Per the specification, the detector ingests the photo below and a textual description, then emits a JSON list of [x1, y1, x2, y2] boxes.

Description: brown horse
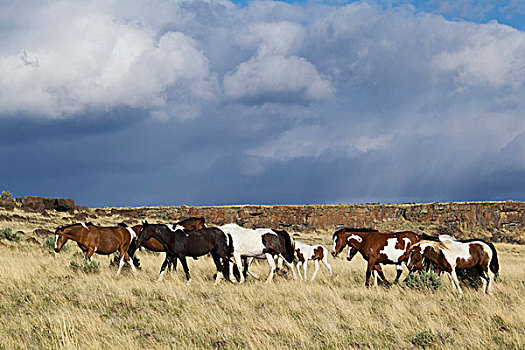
[[54, 222, 137, 275], [127, 217, 206, 271], [331, 228, 422, 286]]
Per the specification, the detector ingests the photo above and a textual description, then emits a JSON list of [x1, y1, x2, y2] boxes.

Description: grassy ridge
[[0, 240, 523, 349]]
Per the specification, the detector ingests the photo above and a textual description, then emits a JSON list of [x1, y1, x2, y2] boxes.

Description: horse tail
[[486, 241, 499, 277]]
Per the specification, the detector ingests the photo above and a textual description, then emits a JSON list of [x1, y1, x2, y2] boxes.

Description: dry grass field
[[0, 239, 523, 349], [0, 207, 524, 349]]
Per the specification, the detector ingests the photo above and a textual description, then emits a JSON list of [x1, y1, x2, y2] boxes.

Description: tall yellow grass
[[0, 238, 523, 349]]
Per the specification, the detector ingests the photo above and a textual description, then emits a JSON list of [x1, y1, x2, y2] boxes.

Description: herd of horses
[[53, 217, 500, 294]]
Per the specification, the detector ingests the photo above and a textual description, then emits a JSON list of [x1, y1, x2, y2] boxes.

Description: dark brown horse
[[54, 222, 137, 275], [127, 217, 206, 270], [331, 228, 422, 286], [136, 221, 231, 284]]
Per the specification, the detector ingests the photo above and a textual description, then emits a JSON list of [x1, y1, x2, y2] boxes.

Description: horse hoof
[[186, 279, 192, 285]]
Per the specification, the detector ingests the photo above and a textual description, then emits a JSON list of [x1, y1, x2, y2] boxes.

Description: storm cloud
[[1, 0, 524, 207]]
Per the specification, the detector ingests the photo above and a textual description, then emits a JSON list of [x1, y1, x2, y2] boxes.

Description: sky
[[1, 0, 525, 207]]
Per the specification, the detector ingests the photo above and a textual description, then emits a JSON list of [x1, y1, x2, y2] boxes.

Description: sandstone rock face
[[104, 202, 525, 244], [17, 196, 46, 212], [0, 199, 15, 211], [15, 196, 75, 212]]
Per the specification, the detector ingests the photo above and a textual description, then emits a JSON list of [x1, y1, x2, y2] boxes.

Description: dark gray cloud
[[1, 0, 525, 207]]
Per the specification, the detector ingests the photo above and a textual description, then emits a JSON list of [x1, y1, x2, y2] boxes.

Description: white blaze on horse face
[[174, 225, 185, 231], [125, 227, 136, 240], [380, 237, 411, 263], [54, 234, 59, 249], [332, 237, 338, 253], [81, 222, 89, 229]]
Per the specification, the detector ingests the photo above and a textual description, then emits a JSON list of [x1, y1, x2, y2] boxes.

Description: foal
[[294, 240, 332, 281], [135, 222, 230, 284]]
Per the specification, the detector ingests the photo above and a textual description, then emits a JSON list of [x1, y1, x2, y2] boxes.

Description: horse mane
[[421, 233, 440, 241], [176, 217, 205, 224], [117, 222, 128, 227], [332, 227, 378, 239], [59, 222, 92, 230], [345, 228, 379, 233]]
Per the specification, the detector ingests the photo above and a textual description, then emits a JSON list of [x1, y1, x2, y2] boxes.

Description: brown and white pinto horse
[[294, 240, 332, 281], [127, 217, 206, 269], [407, 235, 499, 294], [54, 222, 137, 275], [331, 228, 421, 286]]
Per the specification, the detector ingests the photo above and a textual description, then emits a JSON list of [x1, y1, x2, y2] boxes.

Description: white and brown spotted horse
[[331, 228, 422, 286], [294, 240, 332, 281], [407, 235, 499, 294], [219, 224, 297, 283], [54, 222, 137, 275]]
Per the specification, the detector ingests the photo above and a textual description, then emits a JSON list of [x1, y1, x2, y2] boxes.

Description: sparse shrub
[[411, 331, 436, 348], [402, 271, 442, 291], [1, 191, 13, 200], [69, 252, 100, 274], [0, 227, 21, 242], [43, 235, 69, 253], [155, 212, 169, 220]]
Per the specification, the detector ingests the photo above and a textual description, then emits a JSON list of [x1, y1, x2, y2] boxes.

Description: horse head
[[53, 226, 69, 253], [331, 229, 348, 257], [274, 229, 295, 263], [406, 244, 425, 272]]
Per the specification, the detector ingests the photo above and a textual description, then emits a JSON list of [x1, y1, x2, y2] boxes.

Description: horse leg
[[296, 261, 303, 280], [179, 256, 191, 284], [276, 256, 284, 272], [322, 255, 333, 278], [158, 256, 171, 281], [127, 239, 140, 268], [116, 253, 126, 275], [280, 257, 297, 280], [303, 259, 308, 280], [85, 247, 96, 262], [365, 260, 375, 287], [264, 253, 277, 283], [450, 269, 463, 294], [233, 253, 245, 283], [393, 264, 403, 284], [311, 260, 320, 281], [487, 269, 495, 295], [211, 253, 224, 285], [242, 257, 249, 279], [246, 257, 260, 279], [124, 250, 137, 276], [373, 264, 390, 286]]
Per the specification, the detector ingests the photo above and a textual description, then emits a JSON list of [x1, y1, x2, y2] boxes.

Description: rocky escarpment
[[0, 197, 524, 244], [104, 201, 525, 244]]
